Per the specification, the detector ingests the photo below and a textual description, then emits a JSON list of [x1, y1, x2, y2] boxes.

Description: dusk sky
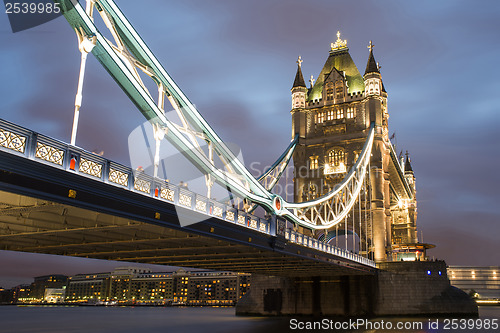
[[1, 0, 499, 288]]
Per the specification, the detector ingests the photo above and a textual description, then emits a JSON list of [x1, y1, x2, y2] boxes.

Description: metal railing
[[0, 118, 375, 268]]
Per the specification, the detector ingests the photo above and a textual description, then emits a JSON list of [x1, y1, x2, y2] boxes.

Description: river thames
[[0, 305, 498, 333]]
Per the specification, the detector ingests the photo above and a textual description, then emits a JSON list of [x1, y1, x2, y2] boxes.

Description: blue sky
[[1, 0, 500, 287]]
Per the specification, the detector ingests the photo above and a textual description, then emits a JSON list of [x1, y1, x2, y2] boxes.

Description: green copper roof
[[307, 49, 364, 101]]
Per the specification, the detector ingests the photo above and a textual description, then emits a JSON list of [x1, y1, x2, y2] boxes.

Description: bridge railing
[[285, 229, 375, 267], [0, 118, 375, 268]]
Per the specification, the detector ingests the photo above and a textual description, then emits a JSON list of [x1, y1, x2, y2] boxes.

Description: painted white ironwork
[[212, 206, 223, 218], [179, 193, 192, 207], [160, 187, 175, 202], [225, 211, 235, 222], [0, 118, 375, 267], [282, 124, 374, 229], [109, 168, 129, 186], [54, 1, 378, 245], [35, 142, 64, 165], [0, 128, 26, 153], [79, 157, 103, 178], [134, 178, 151, 194]]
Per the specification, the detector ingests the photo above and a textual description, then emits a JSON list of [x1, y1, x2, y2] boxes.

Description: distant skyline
[[1, 1, 500, 287]]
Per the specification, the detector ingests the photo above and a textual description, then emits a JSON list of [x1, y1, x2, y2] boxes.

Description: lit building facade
[[291, 32, 419, 262], [65, 272, 112, 303], [448, 266, 500, 304], [44, 288, 66, 303], [29, 275, 68, 301], [64, 267, 250, 305]]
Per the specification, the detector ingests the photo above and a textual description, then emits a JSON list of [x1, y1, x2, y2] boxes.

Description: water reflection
[[1, 306, 497, 333]]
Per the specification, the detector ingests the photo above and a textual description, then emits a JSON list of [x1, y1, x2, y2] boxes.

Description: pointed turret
[[292, 56, 306, 88], [291, 56, 308, 110], [404, 151, 416, 195], [363, 40, 384, 97], [404, 151, 413, 173], [365, 41, 380, 75], [291, 56, 308, 139]]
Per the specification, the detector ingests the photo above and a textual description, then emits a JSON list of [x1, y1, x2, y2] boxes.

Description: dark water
[[0, 306, 498, 333]]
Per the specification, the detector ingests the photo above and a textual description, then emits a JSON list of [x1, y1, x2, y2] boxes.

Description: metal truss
[[281, 124, 374, 229], [55, 0, 374, 231]]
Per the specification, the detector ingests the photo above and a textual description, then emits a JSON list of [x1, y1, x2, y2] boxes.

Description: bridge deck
[[0, 119, 375, 276]]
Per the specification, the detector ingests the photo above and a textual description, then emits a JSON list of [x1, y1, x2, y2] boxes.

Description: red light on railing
[[69, 158, 76, 170]]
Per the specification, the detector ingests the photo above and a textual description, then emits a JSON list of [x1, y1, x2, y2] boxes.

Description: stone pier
[[236, 261, 477, 316]]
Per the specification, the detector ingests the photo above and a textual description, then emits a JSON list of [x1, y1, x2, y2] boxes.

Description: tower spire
[[292, 56, 306, 88], [365, 40, 379, 75], [404, 150, 413, 173]]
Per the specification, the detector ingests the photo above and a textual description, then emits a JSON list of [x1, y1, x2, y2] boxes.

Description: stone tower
[[291, 33, 417, 262]]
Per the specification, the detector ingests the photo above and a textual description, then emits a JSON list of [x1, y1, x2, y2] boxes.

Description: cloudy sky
[[1, 0, 500, 287]]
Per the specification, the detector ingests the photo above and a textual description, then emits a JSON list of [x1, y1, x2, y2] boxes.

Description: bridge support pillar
[[236, 261, 477, 317]]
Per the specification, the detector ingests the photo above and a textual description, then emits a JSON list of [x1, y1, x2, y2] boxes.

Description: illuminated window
[[309, 156, 318, 170], [335, 81, 344, 99], [336, 108, 344, 119], [326, 109, 334, 121], [317, 112, 324, 123], [367, 79, 380, 95], [346, 107, 354, 119], [325, 82, 334, 101], [328, 149, 344, 166]]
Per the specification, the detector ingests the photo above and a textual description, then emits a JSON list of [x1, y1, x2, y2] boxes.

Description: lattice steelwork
[[0, 128, 26, 153], [225, 211, 235, 222], [258, 135, 298, 190], [179, 193, 192, 208], [0, 119, 375, 267], [55, 0, 376, 233], [283, 124, 374, 229], [109, 168, 129, 186], [160, 187, 175, 202], [195, 199, 206, 212], [35, 142, 64, 165], [134, 178, 151, 194], [79, 158, 103, 178], [213, 206, 223, 218]]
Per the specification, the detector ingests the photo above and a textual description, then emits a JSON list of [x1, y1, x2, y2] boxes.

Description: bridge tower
[[291, 33, 416, 262]]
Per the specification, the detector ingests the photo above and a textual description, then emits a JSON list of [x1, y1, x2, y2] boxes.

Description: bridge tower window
[[328, 149, 344, 166], [324, 148, 346, 175], [335, 80, 344, 99], [346, 107, 354, 119], [309, 156, 318, 170], [326, 109, 334, 121], [325, 82, 334, 101], [336, 108, 344, 119], [317, 112, 324, 123]]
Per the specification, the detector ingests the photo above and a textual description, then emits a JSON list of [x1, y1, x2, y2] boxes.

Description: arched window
[[326, 109, 334, 121], [335, 80, 344, 99], [309, 156, 318, 170], [327, 149, 344, 166], [346, 107, 355, 119], [336, 108, 344, 119], [325, 82, 334, 101], [317, 112, 324, 123], [325, 148, 346, 175]]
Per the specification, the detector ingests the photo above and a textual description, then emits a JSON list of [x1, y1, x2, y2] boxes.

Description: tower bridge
[[0, 0, 476, 317], [0, 117, 374, 276]]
